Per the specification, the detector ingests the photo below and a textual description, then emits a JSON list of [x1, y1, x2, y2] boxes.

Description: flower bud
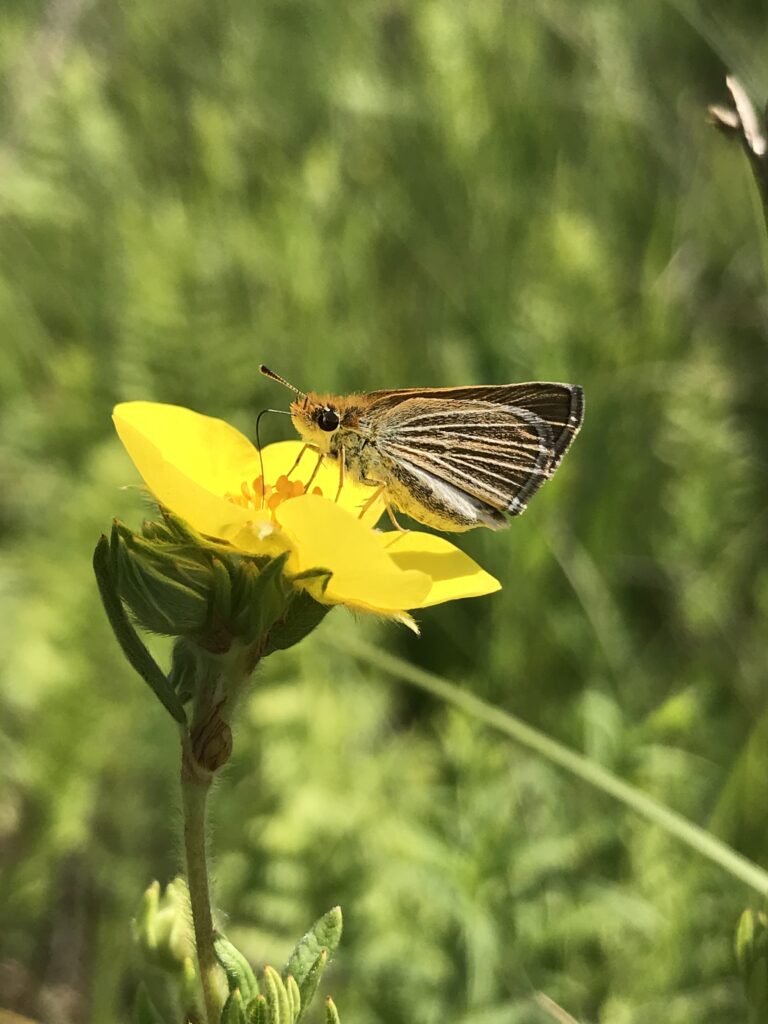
[[134, 879, 195, 974], [736, 908, 768, 1013], [96, 513, 340, 737], [112, 521, 211, 636], [191, 704, 233, 772]]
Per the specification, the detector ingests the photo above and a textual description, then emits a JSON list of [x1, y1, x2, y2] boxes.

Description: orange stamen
[[223, 471, 323, 517]]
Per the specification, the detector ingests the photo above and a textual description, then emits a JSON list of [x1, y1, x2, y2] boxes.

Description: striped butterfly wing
[[368, 384, 584, 516]]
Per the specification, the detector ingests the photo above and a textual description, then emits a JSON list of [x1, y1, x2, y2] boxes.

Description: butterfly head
[[290, 394, 344, 453]]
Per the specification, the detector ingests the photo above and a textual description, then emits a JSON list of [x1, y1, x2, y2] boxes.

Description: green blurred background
[[2, 1, 768, 1021]]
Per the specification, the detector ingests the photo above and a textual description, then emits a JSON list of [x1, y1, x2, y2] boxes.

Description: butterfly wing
[[368, 384, 583, 517]]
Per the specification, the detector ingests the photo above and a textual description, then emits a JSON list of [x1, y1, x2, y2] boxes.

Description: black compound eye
[[317, 406, 340, 432]]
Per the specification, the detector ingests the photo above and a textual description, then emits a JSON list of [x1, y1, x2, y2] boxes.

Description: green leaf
[[282, 908, 342, 1020], [134, 880, 160, 953], [134, 983, 169, 1024], [283, 907, 342, 987], [220, 990, 248, 1024], [93, 534, 187, 724], [179, 956, 200, 1020], [737, 909, 758, 974], [736, 909, 768, 1015], [294, 949, 327, 1020], [213, 933, 259, 1002], [285, 975, 301, 1022], [263, 966, 290, 1023], [263, 590, 333, 656], [324, 997, 340, 1024]]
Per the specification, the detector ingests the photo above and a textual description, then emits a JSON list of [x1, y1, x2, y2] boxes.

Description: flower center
[[224, 474, 323, 514]]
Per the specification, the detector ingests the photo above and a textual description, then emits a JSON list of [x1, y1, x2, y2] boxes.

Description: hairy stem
[[181, 737, 224, 1024]]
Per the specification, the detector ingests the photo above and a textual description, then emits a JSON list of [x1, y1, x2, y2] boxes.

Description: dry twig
[[709, 75, 768, 232]]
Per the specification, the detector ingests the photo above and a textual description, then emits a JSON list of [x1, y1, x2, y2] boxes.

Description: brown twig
[[534, 991, 583, 1024], [709, 75, 768, 234]]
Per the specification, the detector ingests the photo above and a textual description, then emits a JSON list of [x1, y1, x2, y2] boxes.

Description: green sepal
[[289, 568, 333, 587], [168, 638, 199, 703], [246, 994, 269, 1024], [213, 933, 260, 1002], [153, 509, 206, 545], [324, 997, 340, 1024], [231, 552, 290, 641], [134, 983, 169, 1024], [93, 535, 187, 725], [211, 556, 234, 626], [263, 588, 333, 657], [140, 516, 177, 544], [148, 508, 235, 553], [285, 975, 301, 1021], [112, 521, 211, 635], [99, 504, 337, 716], [283, 906, 342, 987], [220, 989, 248, 1024]]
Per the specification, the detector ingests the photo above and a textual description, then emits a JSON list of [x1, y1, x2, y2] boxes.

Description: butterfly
[[260, 366, 584, 532]]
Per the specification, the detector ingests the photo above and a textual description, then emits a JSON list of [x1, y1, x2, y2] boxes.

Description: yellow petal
[[276, 494, 432, 611], [114, 402, 385, 531], [114, 401, 261, 492], [113, 401, 271, 544], [379, 531, 501, 607]]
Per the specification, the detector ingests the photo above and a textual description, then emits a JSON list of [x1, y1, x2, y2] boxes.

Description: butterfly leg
[[356, 488, 408, 532], [334, 447, 345, 502], [357, 484, 385, 519], [285, 444, 310, 478], [385, 504, 409, 533], [304, 451, 325, 491]]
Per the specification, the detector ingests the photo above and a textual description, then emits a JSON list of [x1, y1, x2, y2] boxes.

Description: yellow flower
[[112, 401, 500, 621]]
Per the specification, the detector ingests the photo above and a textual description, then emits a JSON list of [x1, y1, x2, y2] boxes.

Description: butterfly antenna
[[259, 365, 307, 400], [255, 407, 293, 508]]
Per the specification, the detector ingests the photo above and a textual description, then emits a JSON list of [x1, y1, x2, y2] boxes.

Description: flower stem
[[181, 736, 224, 1024]]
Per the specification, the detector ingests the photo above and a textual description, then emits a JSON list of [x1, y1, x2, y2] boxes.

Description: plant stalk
[[333, 634, 768, 897], [181, 736, 224, 1024]]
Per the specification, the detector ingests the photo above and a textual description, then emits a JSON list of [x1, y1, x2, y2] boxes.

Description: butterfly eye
[[317, 406, 340, 432]]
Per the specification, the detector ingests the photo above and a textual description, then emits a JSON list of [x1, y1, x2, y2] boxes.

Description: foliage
[[1, 1, 768, 1022]]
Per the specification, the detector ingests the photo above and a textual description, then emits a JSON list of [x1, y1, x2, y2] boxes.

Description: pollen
[[224, 474, 323, 515]]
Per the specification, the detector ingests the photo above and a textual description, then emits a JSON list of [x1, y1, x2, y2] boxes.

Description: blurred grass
[[2, 1, 768, 1022]]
